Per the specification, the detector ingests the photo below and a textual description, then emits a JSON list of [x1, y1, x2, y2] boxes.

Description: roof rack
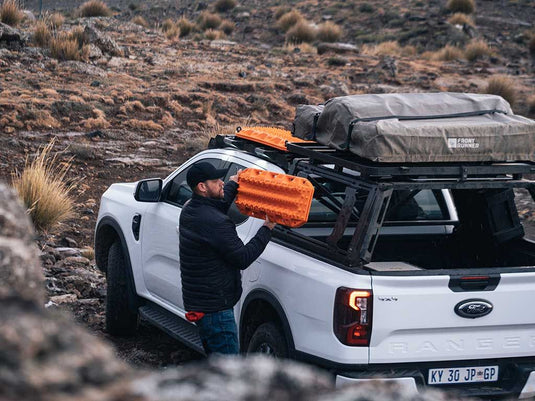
[[286, 142, 535, 181], [209, 134, 535, 182]]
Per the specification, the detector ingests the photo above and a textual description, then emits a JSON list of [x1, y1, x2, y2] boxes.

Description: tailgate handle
[[448, 275, 500, 292]]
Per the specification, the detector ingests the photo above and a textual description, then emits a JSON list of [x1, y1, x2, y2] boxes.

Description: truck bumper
[[334, 362, 535, 400]]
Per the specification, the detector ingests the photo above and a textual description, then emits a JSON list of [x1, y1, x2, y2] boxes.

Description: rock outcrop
[[0, 182, 132, 401], [0, 181, 473, 401]]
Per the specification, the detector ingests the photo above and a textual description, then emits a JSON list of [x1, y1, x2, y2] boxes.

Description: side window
[[163, 158, 221, 207], [224, 163, 249, 225], [385, 190, 448, 221]]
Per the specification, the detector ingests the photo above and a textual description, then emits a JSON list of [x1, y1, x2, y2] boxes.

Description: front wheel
[[247, 322, 289, 358], [105, 241, 138, 336]]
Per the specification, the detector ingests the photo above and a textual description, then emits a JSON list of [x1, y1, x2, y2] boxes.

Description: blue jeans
[[196, 309, 239, 355]]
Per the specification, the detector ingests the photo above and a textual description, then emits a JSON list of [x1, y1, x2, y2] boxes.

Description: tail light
[[333, 287, 373, 346]]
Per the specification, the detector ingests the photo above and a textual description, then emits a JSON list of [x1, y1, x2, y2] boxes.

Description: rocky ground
[[0, 0, 534, 370]]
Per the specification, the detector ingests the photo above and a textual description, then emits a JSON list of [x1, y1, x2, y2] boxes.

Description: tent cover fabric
[[292, 92, 535, 163]]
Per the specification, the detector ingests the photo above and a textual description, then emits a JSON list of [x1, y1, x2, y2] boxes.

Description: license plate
[[428, 365, 499, 385]]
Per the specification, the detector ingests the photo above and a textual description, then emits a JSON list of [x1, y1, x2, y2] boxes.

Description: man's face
[[203, 178, 224, 199]]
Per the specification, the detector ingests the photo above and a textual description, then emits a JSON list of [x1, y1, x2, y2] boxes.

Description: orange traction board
[[236, 168, 314, 228], [235, 126, 314, 151]]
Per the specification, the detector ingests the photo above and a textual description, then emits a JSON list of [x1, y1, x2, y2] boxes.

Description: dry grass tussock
[[49, 12, 65, 29], [78, 0, 112, 18], [214, 0, 237, 12], [12, 140, 75, 231], [276, 10, 304, 32], [205, 29, 225, 40], [362, 41, 415, 57], [132, 15, 148, 28], [198, 11, 221, 30], [447, 12, 474, 27], [178, 16, 195, 37], [432, 45, 463, 61], [165, 24, 180, 39], [464, 39, 492, 62], [33, 21, 51, 47], [220, 20, 235, 35], [317, 21, 342, 43], [446, 0, 475, 14], [49, 32, 89, 61], [0, 0, 24, 27], [484, 75, 517, 107], [162, 18, 175, 32], [286, 21, 316, 44], [283, 41, 316, 54]]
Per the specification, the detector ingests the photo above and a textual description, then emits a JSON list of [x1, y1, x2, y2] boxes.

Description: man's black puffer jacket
[[179, 181, 272, 313]]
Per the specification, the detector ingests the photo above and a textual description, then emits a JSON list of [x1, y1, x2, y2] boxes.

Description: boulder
[[317, 42, 359, 55], [83, 24, 123, 57], [0, 22, 26, 50], [0, 182, 43, 305]]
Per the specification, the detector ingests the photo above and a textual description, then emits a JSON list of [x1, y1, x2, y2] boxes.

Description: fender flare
[[95, 216, 140, 312], [240, 289, 296, 357]]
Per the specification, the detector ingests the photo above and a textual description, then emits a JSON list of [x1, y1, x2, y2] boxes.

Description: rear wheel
[[247, 322, 288, 358], [105, 241, 138, 336]]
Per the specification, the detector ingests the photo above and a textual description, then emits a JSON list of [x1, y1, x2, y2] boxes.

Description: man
[[179, 162, 275, 355]]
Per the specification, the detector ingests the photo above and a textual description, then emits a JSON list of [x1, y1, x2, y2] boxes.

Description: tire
[[105, 241, 138, 336], [247, 322, 289, 358]]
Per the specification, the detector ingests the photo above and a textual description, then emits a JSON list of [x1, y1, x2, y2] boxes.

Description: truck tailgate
[[369, 271, 535, 364]]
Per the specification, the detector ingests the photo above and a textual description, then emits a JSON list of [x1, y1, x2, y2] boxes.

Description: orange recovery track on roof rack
[[236, 168, 314, 228], [235, 126, 314, 151]]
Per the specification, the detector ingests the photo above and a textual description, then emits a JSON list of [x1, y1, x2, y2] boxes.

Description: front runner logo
[[447, 138, 480, 149]]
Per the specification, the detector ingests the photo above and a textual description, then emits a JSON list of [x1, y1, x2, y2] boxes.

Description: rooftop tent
[[294, 92, 535, 163]]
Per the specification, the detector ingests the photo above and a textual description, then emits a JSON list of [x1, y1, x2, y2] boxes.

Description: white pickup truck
[[95, 134, 535, 399]]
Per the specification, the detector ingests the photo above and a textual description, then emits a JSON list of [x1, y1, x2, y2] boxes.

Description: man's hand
[[230, 169, 243, 183], [263, 215, 276, 230]]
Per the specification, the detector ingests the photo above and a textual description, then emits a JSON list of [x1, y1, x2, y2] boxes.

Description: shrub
[[49, 33, 81, 60], [529, 35, 535, 57], [484, 75, 517, 106], [132, 15, 148, 27], [198, 11, 221, 30], [317, 21, 342, 42], [12, 140, 75, 231], [178, 16, 195, 37], [204, 29, 224, 40], [34, 21, 51, 46], [0, 0, 24, 26], [78, 0, 112, 17], [359, 3, 375, 13], [49, 12, 65, 29], [446, 0, 475, 14], [276, 10, 303, 32], [464, 39, 492, 62], [220, 20, 235, 35], [447, 12, 474, 26], [285, 21, 316, 44], [432, 44, 463, 61], [214, 0, 237, 12]]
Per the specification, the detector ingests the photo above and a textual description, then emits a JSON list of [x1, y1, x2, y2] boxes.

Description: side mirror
[[134, 178, 162, 202]]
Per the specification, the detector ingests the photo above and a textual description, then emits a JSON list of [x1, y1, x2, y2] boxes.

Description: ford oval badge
[[455, 299, 493, 319]]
